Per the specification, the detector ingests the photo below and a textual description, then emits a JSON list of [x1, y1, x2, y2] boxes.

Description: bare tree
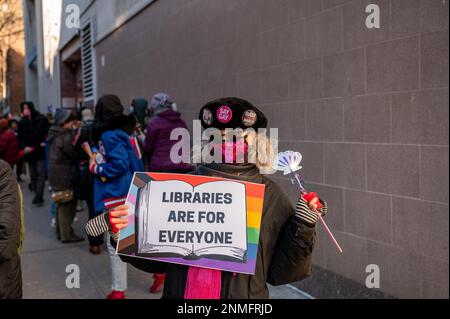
[[0, 0, 23, 111], [0, 0, 22, 38]]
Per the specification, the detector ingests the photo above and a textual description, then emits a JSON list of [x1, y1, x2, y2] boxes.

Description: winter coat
[[74, 120, 94, 199], [0, 129, 20, 166], [117, 163, 316, 299], [0, 160, 22, 299], [47, 125, 80, 191], [17, 113, 49, 162], [144, 109, 192, 172], [92, 129, 144, 212]]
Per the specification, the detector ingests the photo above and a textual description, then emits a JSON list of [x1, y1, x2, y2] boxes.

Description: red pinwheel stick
[[291, 171, 343, 254]]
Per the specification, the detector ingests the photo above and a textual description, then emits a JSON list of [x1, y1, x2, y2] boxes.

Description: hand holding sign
[[109, 205, 129, 233]]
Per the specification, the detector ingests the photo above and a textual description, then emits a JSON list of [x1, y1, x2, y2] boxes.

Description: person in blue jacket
[[90, 95, 144, 299]]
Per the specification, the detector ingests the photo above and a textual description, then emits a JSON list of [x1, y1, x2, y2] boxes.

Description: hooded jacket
[[47, 125, 80, 191], [131, 98, 149, 129], [116, 163, 316, 299], [0, 160, 22, 299], [92, 129, 144, 212], [17, 102, 49, 162], [91, 95, 144, 212], [144, 109, 192, 172]]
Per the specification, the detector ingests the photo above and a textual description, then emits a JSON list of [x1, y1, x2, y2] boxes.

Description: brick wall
[[7, 47, 25, 114], [95, 0, 449, 298], [0, 0, 25, 115]]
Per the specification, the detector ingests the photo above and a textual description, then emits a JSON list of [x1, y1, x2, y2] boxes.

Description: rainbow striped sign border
[[117, 172, 265, 275]]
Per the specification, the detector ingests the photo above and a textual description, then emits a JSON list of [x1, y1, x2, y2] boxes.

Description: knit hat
[[199, 97, 267, 130], [55, 109, 73, 125], [150, 93, 171, 110]]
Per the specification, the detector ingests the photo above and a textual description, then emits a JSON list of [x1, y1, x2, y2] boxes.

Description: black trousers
[[88, 206, 104, 246], [56, 199, 77, 241], [78, 166, 104, 246], [15, 158, 24, 179], [28, 159, 45, 200]]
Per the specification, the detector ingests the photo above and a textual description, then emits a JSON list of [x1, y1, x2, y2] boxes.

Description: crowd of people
[[1, 94, 327, 300], [0, 93, 192, 298]]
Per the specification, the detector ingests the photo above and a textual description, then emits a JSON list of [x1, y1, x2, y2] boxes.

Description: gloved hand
[[108, 205, 129, 234], [85, 206, 129, 242], [295, 192, 327, 226], [302, 192, 323, 210]]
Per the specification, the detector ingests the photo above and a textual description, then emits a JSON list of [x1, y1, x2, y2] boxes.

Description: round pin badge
[[216, 105, 233, 124], [242, 110, 257, 127], [202, 108, 213, 125]]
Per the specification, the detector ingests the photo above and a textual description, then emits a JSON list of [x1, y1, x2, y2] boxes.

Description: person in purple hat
[[144, 93, 191, 173], [143, 93, 192, 293]]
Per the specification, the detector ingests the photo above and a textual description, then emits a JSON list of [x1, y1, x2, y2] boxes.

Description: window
[[81, 21, 94, 102]]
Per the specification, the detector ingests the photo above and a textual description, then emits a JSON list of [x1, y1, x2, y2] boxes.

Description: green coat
[[0, 160, 22, 299]]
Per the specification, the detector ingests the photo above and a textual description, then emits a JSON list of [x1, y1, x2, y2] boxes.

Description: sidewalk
[[19, 179, 309, 299]]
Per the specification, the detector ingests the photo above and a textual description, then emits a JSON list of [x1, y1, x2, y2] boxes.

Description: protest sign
[[117, 172, 265, 275]]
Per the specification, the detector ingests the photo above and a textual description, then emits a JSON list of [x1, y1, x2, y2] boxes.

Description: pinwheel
[[274, 150, 343, 253], [273, 151, 306, 192]]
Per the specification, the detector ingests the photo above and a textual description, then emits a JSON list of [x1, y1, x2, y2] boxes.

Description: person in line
[[0, 160, 24, 299], [0, 119, 21, 168], [47, 109, 84, 244], [143, 92, 192, 293], [89, 95, 145, 299], [18, 102, 50, 206], [130, 98, 149, 131], [144, 93, 192, 174], [129, 98, 149, 168], [86, 97, 328, 299], [75, 108, 103, 255], [6, 117, 24, 182]]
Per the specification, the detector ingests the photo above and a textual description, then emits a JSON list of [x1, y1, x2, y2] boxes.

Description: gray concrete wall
[[95, 0, 449, 298]]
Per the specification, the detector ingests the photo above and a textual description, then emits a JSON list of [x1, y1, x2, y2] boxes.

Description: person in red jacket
[[0, 119, 22, 167]]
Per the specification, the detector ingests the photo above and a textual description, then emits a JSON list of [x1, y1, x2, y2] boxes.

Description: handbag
[[51, 190, 74, 204]]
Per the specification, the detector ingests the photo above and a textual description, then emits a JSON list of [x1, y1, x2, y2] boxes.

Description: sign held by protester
[[117, 173, 265, 275]]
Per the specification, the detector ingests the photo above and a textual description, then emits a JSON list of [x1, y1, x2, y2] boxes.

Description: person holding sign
[[87, 97, 327, 299]]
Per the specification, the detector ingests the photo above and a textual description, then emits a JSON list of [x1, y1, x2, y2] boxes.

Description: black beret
[[199, 97, 267, 130]]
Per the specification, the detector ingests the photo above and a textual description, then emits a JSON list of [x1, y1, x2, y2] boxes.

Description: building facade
[[0, 0, 25, 115], [23, 0, 449, 298]]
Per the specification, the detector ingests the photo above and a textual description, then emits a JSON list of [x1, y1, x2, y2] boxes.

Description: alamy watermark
[[65, 264, 80, 289], [65, 4, 80, 29], [365, 264, 381, 289], [366, 4, 381, 29]]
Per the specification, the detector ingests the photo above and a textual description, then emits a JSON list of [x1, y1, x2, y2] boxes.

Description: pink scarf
[[184, 267, 222, 299], [184, 141, 248, 299]]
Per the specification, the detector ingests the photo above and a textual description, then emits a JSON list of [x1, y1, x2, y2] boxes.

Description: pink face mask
[[211, 141, 249, 164]]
